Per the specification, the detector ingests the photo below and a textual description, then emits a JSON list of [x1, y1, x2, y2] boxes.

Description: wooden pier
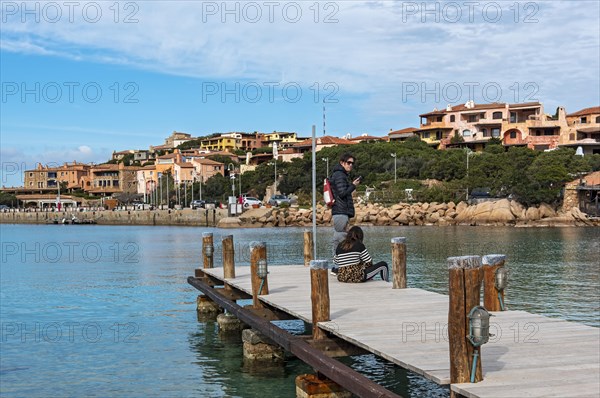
[[192, 264, 600, 398]]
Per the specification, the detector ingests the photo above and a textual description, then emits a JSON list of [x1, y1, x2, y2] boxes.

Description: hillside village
[[2, 101, 599, 210]]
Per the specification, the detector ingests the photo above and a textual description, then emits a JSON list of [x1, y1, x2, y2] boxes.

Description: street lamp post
[[322, 157, 329, 176], [238, 167, 242, 197], [465, 148, 473, 200], [274, 160, 277, 193], [159, 174, 163, 209], [391, 153, 397, 183], [228, 164, 235, 198]]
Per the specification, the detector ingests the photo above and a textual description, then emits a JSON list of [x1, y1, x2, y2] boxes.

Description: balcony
[[420, 121, 450, 129], [475, 118, 503, 125]]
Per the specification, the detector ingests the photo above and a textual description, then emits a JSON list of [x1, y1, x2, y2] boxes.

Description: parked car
[[0, 205, 10, 210], [470, 187, 492, 198], [191, 200, 206, 209], [243, 197, 263, 208], [268, 194, 291, 206]]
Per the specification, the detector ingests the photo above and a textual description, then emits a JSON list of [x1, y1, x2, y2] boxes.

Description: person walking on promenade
[[330, 152, 361, 273], [334, 226, 389, 283]]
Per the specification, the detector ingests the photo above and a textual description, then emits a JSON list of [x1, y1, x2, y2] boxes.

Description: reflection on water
[[1, 224, 598, 397]]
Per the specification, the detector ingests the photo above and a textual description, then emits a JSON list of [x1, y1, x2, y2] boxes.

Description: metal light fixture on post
[[390, 153, 397, 183], [202, 232, 214, 269], [257, 258, 268, 295], [204, 242, 214, 259], [495, 267, 509, 310], [467, 306, 493, 383]]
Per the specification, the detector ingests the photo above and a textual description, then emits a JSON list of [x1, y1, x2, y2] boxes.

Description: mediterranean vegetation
[[196, 138, 600, 207]]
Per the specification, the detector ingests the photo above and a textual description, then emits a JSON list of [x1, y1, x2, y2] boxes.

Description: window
[[436, 131, 443, 140], [510, 112, 517, 123], [569, 133, 575, 141], [580, 117, 588, 123], [492, 128, 500, 138], [596, 116, 600, 123], [493, 112, 502, 119], [482, 128, 489, 137], [450, 115, 455, 122], [510, 131, 517, 139], [468, 115, 477, 123], [422, 132, 430, 139], [436, 116, 443, 122], [29, 172, 33, 177], [29, 182, 33, 186], [463, 129, 472, 137]]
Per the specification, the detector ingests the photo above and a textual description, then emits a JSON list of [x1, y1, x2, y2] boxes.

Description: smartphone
[[356, 176, 363, 182]]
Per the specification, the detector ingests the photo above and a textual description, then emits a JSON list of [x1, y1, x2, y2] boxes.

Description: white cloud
[[1, 1, 598, 113]]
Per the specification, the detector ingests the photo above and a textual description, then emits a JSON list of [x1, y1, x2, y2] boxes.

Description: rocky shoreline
[[220, 199, 599, 228], [2, 199, 597, 228]]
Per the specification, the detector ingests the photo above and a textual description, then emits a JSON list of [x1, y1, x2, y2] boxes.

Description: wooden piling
[[202, 232, 214, 269], [303, 230, 314, 267], [391, 237, 407, 289], [310, 260, 330, 340], [250, 242, 269, 308], [448, 255, 484, 390], [222, 235, 235, 279], [483, 254, 506, 312]]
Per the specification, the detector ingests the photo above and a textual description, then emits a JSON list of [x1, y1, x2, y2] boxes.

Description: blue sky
[[1, 0, 599, 187]]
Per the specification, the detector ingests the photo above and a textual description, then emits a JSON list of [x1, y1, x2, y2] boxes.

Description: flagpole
[[311, 125, 317, 259]]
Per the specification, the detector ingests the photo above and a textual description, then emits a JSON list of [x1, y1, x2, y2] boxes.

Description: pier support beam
[[304, 230, 314, 266], [310, 260, 330, 341], [295, 374, 351, 398], [391, 237, 407, 288], [222, 235, 235, 279], [242, 329, 284, 362], [448, 255, 484, 391]]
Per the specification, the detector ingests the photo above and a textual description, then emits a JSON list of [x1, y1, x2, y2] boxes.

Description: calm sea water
[[1, 224, 598, 397]]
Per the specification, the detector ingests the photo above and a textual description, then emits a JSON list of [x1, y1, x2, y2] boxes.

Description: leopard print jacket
[[337, 261, 371, 283]]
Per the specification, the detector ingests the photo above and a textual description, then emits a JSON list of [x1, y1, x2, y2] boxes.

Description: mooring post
[[222, 235, 235, 279], [310, 260, 330, 340], [196, 232, 220, 315], [483, 254, 507, 311], [202, 232, 214, 269], [391, 237, 407, 288], [448, 255, 484, 390], [250, 242, 269, 308], [303, 230, 314, 267]]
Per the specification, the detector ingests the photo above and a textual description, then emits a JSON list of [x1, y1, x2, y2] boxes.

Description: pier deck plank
[[201, 265, 600, 398]]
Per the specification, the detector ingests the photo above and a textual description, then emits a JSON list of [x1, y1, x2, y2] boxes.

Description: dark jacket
[[330, 163, 355, 217]]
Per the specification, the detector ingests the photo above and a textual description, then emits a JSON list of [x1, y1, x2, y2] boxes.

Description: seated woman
[[334, 226, 389, 283]]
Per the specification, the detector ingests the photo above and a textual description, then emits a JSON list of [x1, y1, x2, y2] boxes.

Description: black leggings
[[364, 261, 389, 282]]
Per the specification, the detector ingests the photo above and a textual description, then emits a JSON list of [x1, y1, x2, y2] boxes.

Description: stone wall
[[0, 208, 227, 227]]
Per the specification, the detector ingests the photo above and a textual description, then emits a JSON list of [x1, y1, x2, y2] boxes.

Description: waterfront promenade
[[0, 208, 225, 226]]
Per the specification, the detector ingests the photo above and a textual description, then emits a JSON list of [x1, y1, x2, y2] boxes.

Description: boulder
[[510, 200, 526, 219], [525, 207, 540, 221], [488, 199, 516, 223], [538, 203, 557, 219]]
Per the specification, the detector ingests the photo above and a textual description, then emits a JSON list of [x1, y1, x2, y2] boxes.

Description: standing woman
[[334, 226, 389, 283]]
